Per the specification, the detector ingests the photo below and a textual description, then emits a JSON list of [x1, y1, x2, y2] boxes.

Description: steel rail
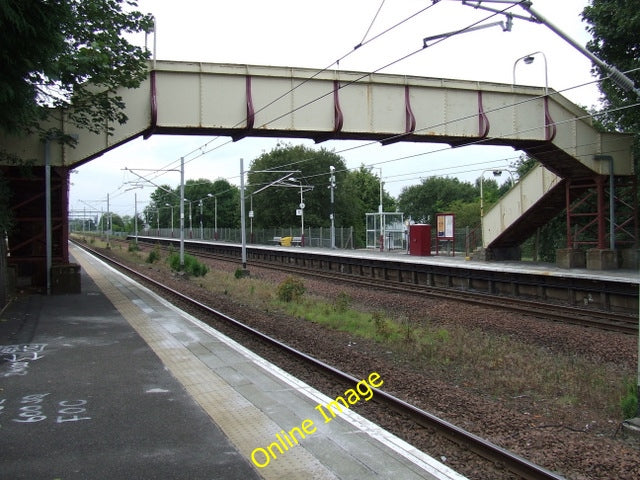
[[241, 254, 638, 334], [72, 239, 565, 480]]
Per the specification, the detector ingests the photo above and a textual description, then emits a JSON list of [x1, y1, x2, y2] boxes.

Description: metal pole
[[379, 168, 384, 251], [299, 183, 304, 244], [199, 200, 203, 239], [480, 177, 484, 220], [179, 156, 185, 267], [513, 51, 548, 95], [330, 166, 336, 249], [214, 196, 218, 239], [523, 3, 640, 98], [134, 193, 138, 244], [609, 157, 615, 251], [239, 158, 247, 270], [45, 138, 52, 295], [106, 193, 110, 248]]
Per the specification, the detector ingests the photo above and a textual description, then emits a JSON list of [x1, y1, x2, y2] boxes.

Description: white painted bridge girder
[[1, 60, 634, 178]]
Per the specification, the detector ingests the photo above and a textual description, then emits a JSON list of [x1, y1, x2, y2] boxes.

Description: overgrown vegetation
[[621, 377, 639, 419], [276, 276, 306, 302], [280, 293, 631, 418], [145, 245, 161, 264], [167, 252, 208, 277]]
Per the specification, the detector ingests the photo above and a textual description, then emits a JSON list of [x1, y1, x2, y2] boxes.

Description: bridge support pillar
[[556, 248, 586, 269], [586, 248, 618, 271], [482, 246, 521, 261], [619, 248, 639, 270], [1, 165, 71, 291]]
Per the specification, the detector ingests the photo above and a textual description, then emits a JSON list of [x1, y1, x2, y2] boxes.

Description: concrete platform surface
[[0, 243, 466, 480]]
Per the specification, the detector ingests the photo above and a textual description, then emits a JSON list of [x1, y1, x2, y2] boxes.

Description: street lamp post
[[165, 203, 174, 236], [134, 193, 138, 244], [329, 166, 336, 249], [378, 168, 384, 251], [287, 178, 307, 246], [213, 194, 218, 240], [298, 182, 305, 244], [187, 200, 192, 237], [239, 158, 248, 271], [513, 51, 548, 95], [199, 199, 204, 239], [195, 193, 214, 240]]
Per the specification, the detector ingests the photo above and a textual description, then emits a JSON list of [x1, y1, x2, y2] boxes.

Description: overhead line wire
[[356, 0, 386, 48]]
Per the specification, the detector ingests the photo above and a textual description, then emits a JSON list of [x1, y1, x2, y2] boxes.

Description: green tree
[[0, 0, 153, 139], [144, 185, 175, 230], [143, 178, 241, 234], [96, 212, 123, 232], [582, 0, 640, 134], [341, 165, 395, 247], [185, 178, 240, 231], [447, 199, 480, 230], [397, 177, 477, 226], [247, 144, 348, 229], [582, 0, 640, 242]]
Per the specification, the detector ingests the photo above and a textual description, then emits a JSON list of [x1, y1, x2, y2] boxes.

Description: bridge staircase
[[481, 155, 637, 263]]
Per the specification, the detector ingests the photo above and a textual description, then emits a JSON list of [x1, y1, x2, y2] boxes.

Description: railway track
[[71, 239, 567, 480], [137, 238, 638, 335], [227, 253, 637, 334]]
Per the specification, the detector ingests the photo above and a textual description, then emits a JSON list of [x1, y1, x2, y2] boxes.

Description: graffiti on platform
[[0, 393, 91, 424], [0, 344, 47, 377]]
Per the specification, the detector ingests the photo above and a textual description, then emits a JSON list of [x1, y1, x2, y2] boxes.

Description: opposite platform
[[0, 243, 466, 480]]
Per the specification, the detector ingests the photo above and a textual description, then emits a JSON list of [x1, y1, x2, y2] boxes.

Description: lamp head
[[524, 56, 535, 65]]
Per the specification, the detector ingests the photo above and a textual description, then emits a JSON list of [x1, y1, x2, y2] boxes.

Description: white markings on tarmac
[[0, 344, 47, 377], [146, 388, 170, 393]]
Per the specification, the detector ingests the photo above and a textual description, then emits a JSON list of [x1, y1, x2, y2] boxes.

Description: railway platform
[[0, 243, 466, 480], [131, 235, 638, 314], [271, 243, 640, 285]]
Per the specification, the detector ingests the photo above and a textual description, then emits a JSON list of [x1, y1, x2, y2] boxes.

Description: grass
[[280, 291, 630, 418]]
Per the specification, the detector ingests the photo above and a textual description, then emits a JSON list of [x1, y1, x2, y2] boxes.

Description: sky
[[69, 0, 602, 217]]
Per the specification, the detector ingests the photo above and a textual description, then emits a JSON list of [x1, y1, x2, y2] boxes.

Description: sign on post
[[435, 213, 455, 256]]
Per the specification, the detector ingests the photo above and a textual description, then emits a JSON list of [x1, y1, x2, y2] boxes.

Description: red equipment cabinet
[[409, 224, 431, 256]]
